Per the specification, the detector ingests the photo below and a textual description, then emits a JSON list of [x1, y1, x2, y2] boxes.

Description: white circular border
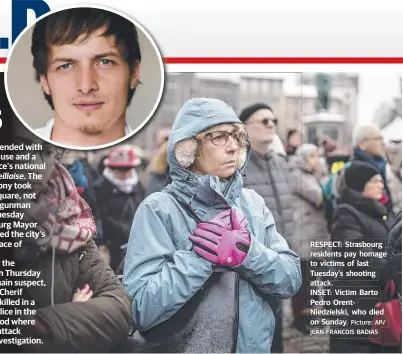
[[4, 3, 165, 151]]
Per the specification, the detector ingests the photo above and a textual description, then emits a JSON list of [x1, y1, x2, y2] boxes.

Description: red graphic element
[[2, 57, 403, 65], [163, 57, 403, 64]]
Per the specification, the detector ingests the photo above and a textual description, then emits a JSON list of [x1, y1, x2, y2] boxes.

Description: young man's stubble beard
[[77, 120, 109, 135], [48, 82, 132, 136], [78, 104, 110, 135]]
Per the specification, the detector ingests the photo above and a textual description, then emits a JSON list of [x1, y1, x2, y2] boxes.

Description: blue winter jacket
[[123, 98, 301, 353]]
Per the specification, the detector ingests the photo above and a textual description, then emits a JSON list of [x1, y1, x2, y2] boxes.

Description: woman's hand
[[72, 284, 93, 302]]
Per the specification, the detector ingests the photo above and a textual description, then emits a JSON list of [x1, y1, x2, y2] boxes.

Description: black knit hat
[[239, 103, 272, 124], [345, 161, 381, 192]]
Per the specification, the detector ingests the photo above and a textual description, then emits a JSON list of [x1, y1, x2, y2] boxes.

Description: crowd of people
[[10, 98, 402, 353]]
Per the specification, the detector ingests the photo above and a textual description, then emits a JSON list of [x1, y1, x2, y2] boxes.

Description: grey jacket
[[243, 150, 295, 244]]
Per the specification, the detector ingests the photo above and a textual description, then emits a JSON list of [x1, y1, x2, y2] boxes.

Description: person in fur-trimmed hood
[[123, 97, 301, 353]]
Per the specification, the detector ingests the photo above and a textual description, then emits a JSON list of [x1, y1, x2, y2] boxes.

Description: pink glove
[[204, 208, 248, 231], [190, 208, 250, 267], [207, 209, 232, 229]]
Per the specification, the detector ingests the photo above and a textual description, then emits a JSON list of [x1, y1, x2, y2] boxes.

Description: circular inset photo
[[5, 5, 165, 150]]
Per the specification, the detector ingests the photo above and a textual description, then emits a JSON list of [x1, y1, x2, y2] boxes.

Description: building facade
[[131, 73, 359, 152]]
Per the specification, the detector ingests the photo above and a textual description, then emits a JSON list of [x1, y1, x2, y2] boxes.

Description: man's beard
[[77, 121, 109, 135]]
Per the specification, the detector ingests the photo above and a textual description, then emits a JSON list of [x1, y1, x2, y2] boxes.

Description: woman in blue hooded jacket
[[123, 98, 302, 353]]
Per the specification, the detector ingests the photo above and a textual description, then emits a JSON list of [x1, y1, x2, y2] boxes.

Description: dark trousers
[[268, 297, 283, 353]]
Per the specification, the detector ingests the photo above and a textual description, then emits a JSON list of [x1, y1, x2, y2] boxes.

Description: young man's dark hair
[[31, 7, 142, 109]]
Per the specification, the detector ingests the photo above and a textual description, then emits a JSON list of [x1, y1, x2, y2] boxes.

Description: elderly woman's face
[[363, 174, 384, 201], [194, 124, 247, 179]]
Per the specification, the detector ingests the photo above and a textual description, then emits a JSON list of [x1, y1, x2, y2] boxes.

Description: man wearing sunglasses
[[123, 98, 301, 353], [239, 102, 295, 353]]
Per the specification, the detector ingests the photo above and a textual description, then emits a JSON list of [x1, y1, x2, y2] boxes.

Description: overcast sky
[[196, 72, 401, 124], [357, 72, 401, 124]]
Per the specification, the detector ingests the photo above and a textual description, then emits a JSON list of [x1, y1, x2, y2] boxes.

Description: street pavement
[[282, 299, 330, 353]]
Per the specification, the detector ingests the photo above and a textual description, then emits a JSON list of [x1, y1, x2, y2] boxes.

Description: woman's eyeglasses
[[203, 130, 248, 147]]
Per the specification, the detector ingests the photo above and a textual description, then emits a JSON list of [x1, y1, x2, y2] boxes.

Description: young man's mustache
[[72, 95, 106, 105]]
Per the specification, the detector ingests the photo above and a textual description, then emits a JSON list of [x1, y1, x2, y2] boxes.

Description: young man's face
[[40, 28, 139, 135]]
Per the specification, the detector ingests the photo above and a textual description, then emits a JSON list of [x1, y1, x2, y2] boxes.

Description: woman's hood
[[167, 98, 250, 181]]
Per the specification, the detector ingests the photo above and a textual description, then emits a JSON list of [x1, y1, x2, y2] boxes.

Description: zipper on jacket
[[223, 174, 236, 199], [223, 173, 241, 352], [233, 273, 240, 353], [266, 155, 285, 233], [210, 176, 240, 351]]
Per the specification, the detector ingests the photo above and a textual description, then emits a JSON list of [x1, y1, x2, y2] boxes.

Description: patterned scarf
[[353, 147, 387, 183], [23, 164, 96, 254]]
